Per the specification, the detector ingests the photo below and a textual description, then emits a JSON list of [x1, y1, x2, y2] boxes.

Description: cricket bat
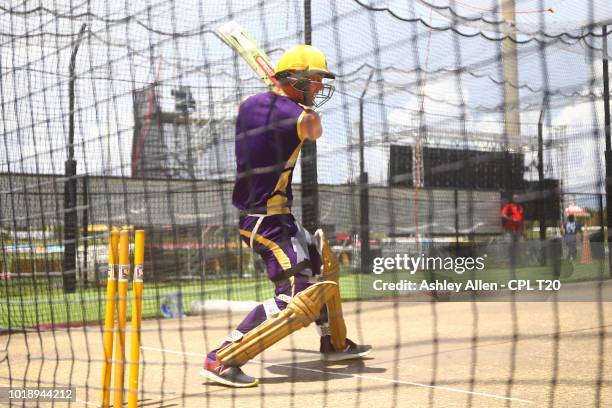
[[217, 21, 277, 89]]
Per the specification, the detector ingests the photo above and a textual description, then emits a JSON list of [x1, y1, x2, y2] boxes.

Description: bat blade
[[217, 21, 277, 89]]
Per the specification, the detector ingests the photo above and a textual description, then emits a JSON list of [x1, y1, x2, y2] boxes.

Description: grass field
[[1, 260, 609, 330]]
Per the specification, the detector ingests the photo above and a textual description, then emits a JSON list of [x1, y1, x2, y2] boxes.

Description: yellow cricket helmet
[[275, 44, 335, 79]]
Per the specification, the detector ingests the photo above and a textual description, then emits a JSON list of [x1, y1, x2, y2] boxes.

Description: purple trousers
[[207, 213, 323, 363]]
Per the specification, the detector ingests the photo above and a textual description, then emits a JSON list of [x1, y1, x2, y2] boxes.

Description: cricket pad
[[217, 281, 341, 366], [318, 230, 347, 351], [319, 230, 340, 283]]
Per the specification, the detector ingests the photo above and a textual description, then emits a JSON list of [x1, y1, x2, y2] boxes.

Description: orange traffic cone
[[581, 232, 592, 264]]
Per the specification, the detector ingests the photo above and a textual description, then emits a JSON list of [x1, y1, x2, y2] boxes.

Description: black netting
[[0, 1, 610, 407]]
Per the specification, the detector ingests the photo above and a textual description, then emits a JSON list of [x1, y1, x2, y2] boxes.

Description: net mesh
[[0, 0, 611, 406]]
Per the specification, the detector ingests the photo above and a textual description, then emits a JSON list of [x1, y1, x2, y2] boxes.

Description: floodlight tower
[[501, 0, 521, 151]]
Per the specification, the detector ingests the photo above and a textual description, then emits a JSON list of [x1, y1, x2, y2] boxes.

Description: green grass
[[0, 276, 276, 330], [1, 261, 609, 330]]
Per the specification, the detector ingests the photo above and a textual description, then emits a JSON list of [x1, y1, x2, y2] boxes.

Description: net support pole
[[501, 0, 521, 150], [82, 175, 89, 286], [603, 25, 612, 277], [359, 71, 374, 273], [454, 189, 459, 245], [606, 151, 612, 277], [62, 161, 77, 293], [359, 172, 370, 274], [62, 23, 87, 294], [538, 106, 546, 265], [301, 0, 319, 233]]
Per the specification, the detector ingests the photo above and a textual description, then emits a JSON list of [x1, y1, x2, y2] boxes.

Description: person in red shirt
[[502, 193, 524, 234], [501, 192, 524, 267]]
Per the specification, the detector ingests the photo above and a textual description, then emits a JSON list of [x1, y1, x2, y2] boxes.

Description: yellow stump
[[113, 230, 130, 408], [101, 229, 119, 408], [127, 230, 145, 408]]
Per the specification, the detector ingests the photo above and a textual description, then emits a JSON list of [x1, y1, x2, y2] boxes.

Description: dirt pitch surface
[[1, 297, 611, 407]]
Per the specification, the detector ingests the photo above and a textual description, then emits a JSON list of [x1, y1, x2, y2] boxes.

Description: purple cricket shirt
[[232, 91, 306, 214]]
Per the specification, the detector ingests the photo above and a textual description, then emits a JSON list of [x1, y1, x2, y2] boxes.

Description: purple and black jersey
[[232, 91, 306, 214]]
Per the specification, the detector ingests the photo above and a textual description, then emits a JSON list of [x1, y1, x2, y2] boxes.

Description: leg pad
[[315, 229, 346, 351], [217, 281, 340, 366]]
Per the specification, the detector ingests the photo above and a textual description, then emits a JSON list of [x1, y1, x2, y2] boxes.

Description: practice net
[[0, 0, 611, 407]]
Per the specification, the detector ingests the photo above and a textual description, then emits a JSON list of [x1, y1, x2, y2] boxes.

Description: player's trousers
[[207, 213, 324, 363]]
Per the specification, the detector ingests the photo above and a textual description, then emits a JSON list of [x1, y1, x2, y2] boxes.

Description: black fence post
[[62, 23, 87, 293]]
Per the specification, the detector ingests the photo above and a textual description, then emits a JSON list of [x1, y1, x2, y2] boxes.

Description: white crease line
[[140, 346, 533, 404]]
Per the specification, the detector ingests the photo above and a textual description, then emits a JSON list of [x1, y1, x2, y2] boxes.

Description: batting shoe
[[320, 336, 372, 362], [200, 357, 259, 388]]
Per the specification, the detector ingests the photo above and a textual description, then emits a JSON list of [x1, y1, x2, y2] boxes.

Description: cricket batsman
[[201, 44, 372, 387]]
